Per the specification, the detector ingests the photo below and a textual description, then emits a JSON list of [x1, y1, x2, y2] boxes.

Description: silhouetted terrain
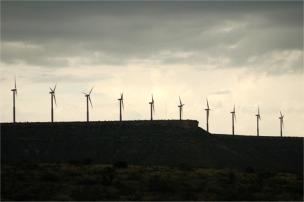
[[1, 120, 303, 172], [1, 163, 303, 201]]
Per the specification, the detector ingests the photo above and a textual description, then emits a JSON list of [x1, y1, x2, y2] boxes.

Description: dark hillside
[[1, 120, 303, 172]]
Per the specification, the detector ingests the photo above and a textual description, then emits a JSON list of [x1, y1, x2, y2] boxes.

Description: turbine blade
[[49, 87, 53, 92], [14, 75, 18, 96], [53, 94, 57, 106], [54, 84, 57, 92], [179, 97, 182, 105], [89, 86, 94, 95], [153, 103, 155, 114], [152, 94, 154, 103], [14, 75, 17, 93], [89, 96, 93, 108], [233, 105, 235, 113], [280, 111, 283, 117], [82, 91, 87, 95], [207, 98, 209, 109], [122, 99, 124, 111]]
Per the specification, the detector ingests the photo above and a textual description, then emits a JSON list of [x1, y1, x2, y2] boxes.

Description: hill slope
[[1, 120, 303, 172]]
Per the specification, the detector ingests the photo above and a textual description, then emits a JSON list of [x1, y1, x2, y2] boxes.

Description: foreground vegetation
[[1, 163, 303, 201]]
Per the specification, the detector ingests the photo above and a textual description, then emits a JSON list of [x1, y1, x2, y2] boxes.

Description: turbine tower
[[205, 98, 210, 132], [149, 95, 155, 121], [178, 97, 185, 120], [82, 86, 94, 122], [118, 93, 124, 121], [49, 84, 57, 122], [255, 106, 261, 136], [230, 105, 236, 135], [11, 76, 17, 123], [279, 111, 284, 137]]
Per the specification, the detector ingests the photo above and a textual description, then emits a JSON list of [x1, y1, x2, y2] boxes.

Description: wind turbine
[[82, 86, 94, 122], [49, 84, 57, 122], [255, 106, 261, 136], [11, 76, 17, 123], [279, 111, 284, 137], [230, 105, 236, 135], [205, 98, 210, 132], [149, 95, 155, 121], [178, 97, 185, 120], [118, 93, 124, 121]]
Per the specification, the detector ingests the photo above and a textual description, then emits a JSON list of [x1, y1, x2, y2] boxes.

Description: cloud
[[211, 90, 232, 95], [1, 1, 302, 75]]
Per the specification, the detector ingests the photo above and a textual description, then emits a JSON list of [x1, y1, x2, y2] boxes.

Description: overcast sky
[[1, 1, 303, 137]]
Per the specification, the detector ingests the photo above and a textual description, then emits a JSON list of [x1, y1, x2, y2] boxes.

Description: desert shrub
[[77, 175, 99, 185], [228, 171, 236, 183], [105, 187, 119, 200], [180, 191, 198, 200], [82, 158, 92, 165], [244, 166, 255, 173], [126, 172, 142, 181], [40, 171, 61, 182], [67, 159, 80, 165], [100, 167, 115, 186], [71, 186, 105, 201], [178, 163, 193, 171], [258, 170, 275, 179], [148, 176, 168, 192], [113, 161, 128, 168]]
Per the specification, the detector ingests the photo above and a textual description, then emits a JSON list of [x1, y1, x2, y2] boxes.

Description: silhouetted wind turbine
[[49, 84, 57, 122], [11, 76, 17, 123], [82, 86, 94, 122], [149, 95, 155, 121], [279, 111, 284, 137], [231, 105, 236, 135], [178, 97, 185, 120], [255, 106, 261, 136], [205, 98, 210, 132], [118, 93, 124, 121]]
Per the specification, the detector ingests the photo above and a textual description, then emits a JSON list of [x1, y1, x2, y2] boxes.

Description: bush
[[148, 176, 168, 192], [244, 166, 255, 173], [82, 158, 92, 165], [113, 161, 128, 168]]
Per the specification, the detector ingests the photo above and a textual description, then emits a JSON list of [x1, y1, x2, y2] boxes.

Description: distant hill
[[1, 120, 303, 172]]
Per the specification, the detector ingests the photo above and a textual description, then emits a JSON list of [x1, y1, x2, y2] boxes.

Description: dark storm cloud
[[1, 1, 303, 74]]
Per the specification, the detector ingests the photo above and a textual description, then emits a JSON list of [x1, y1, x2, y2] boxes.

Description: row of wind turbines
[[10, 78, 285, 137]]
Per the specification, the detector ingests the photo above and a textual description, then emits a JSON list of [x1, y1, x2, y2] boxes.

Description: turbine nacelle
[[256, 106, 261, 120], [178, 97, 185, 120], [230, 105, 236, 121], [205, 98, 210, 111], [49, 84, 57, 106], [118, 93, 124, 110], [11, 75, 18, 95], [178, 96, 185, 107], [279, 111, 284, 128], [82, 86, 94, 108], [149, 94, 155, 114]]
